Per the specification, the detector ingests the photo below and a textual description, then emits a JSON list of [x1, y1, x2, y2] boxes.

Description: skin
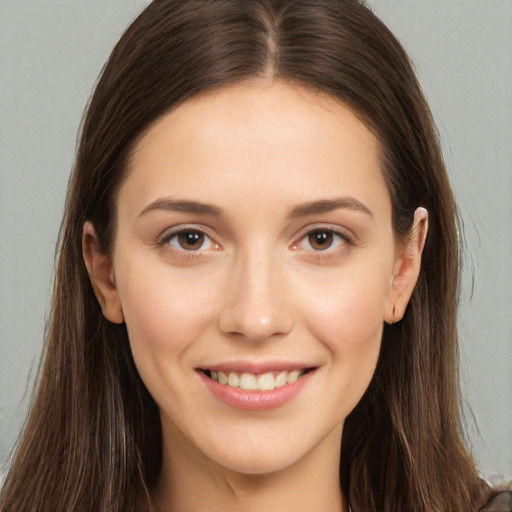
[[84, 80, 427, 512]]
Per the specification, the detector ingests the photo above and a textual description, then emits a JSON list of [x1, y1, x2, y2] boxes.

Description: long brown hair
[[0, 1, 487, 510]]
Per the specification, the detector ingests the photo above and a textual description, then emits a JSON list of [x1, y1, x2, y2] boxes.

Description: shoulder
[[480, 487, 512, 512]]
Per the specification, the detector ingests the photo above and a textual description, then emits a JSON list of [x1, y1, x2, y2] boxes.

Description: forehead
[[120, 80, 389, 222]]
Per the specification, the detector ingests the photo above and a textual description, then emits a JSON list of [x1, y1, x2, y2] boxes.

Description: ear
[[384, 207, 428, 324], [82, 222, 124, 324]]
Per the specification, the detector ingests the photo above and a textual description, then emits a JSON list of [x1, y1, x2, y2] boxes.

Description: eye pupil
[[309, 231, 333, 250], [178, 231, 204, 250]]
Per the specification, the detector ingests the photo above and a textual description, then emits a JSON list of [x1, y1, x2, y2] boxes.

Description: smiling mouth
[[200, 368, 315, 391]]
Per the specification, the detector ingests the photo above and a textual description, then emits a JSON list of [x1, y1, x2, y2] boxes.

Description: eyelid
[[290, 224, 355, 257], [292, 224, 354, 246], [156, 224, 221, 250]]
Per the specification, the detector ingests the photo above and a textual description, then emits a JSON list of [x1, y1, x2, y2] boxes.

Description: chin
[[201, 423, 340, 477], [211, 449, 302, 476]]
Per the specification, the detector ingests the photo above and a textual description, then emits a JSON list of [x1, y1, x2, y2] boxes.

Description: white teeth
[[208, 369, 307, 390], [228, 372, 239, 387], [257, 372, 275, 391], [275, 371, 287, 388], [286, 369, 301, 384], [240, 373, 258, 391]]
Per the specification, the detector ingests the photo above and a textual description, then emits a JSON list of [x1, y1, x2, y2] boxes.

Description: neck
[[151, 422, 346, 512]]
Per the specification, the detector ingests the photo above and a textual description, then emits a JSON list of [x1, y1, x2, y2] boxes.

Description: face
[[90, 81, 418, 476]]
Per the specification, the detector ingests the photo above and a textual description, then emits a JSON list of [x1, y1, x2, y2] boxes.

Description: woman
[[0, 1, 509, 511]]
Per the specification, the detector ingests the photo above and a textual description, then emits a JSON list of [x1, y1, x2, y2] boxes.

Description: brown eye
[[177, 231, 205, 250], [307, 231, 334, 251], [166, 230, 214, 252]]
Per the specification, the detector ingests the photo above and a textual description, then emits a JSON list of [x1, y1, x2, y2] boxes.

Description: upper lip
[[197, 360, 317, 374]]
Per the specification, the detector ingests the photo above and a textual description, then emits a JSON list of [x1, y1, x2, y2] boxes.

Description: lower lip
[[198, 370, 315, 411]]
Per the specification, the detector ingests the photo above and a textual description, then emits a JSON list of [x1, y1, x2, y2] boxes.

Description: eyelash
[[157, 225, 220, 259], [292, 227, 354, 260], [156, 225, 354, 260]]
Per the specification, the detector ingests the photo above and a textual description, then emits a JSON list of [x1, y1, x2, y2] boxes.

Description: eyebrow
[[138, 195, 373, 219], [139, 198, 224, 218], [288, 197, 374, 218]]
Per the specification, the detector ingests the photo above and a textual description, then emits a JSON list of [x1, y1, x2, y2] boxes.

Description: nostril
[[218, 313, 294, 343], [217, 272, 294, 342]]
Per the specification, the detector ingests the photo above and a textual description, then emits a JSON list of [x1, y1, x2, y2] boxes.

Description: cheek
[[115, 262, 221, 370], [297, 263, 389, 409], [303, 264, 389, 347]]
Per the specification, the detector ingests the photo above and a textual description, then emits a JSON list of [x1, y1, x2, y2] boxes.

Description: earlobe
[[385, 207, 428, 324], [82, 222, 124, 324]]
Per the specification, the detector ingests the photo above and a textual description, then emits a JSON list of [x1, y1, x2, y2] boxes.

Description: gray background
[[1, 1, 511, 479]]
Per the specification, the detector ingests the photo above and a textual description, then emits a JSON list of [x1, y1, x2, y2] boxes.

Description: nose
[[218, 251, 294, 343]]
